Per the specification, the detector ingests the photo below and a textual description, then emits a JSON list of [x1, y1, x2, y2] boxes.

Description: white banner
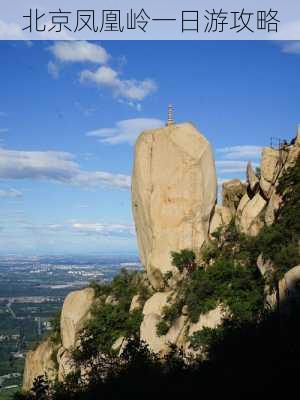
[[0, 0, 299, 40]]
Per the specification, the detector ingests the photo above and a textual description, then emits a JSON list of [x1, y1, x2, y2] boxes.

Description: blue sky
[[0, 40, 299, 256]]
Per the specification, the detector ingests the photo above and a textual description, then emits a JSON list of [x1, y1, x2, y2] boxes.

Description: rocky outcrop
[[209, 205, 232, 236], [165, 315, 187, 348], [187, 306, 224, 338], [185, 305, 225, 356], [112, 336, 125, 352], [140, 291, 187, 355], [105, 295, 119, 306], [61, 287, 95, 350], [132, 122, 217, 289], [140, 292, 171, 354], [257, 254, 274, 277], [236, 193, 266, 236], [140, 314, 169, 355], [256, 255, 276, 309], [129, 295, 142, 312], [23, 124, 300, 391], [23, 338, 57, 391], [264, 191, 281, 226], [222, 179, 246, 214], [260, 148, 282, 198], [232, 135, 300, 235], [142, 291, 172, 316], [279, 265, 300, 307], [140, 292, 226, 357], [247, 161, 259, 192], [236, 193, 250, 220], [57, 348, 75, 382], [23, 287, 95, 390]]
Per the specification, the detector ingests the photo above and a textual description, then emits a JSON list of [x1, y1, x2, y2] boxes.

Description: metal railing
[[270, 137, 287, 150]]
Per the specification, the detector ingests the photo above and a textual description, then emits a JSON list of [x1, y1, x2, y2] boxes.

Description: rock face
[[264, 191, 281, 226], [188, 305, 224, 338], [23, 287, 95, 391], [140, 291, 186, 355], [23, 338, 57, 391], [279, 266, 300, 315], [222, 179, 246, 214], [279, 266, 300, 304], [185, 305, 225, 356], [132, 122, 217, 289], [209, 205, 232, 236], [233, 135, 300, 235], [140, 292, 170, 355], [57, 348, 74, 382], [22, 124, 300, 390], [142, 291, 172, 316], [236, 193, 267, 236], [260, 148, 282, 198], [140, 292, 224, 356], [140, 314, 168, 355], [129, 295, 142, 312], [247, 161, 259, 192], [256, 255, 277, 309], [61, 287, 95, 350]]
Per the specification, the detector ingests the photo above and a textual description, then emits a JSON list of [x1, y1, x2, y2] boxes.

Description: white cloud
[[117, 98, 142, 111], [0, 189, 23, 198], [216, 160, 254, 174], [75, 170, 131, 189], [281, 41, 300, 54], [216, 145, 262, 160], [80, 65, 157, 101], [86, 118, 164, 145], [21, 221, 135, 239], [47, 41, 156, 104], [275, 21, 300, 41], [0, 20, 25, 39], [22, 222, 65, 234], [0, 148, 130, 189], [47, 61, 60, 79], [72, 223, 135, 238], [49, 41, 110, 64]]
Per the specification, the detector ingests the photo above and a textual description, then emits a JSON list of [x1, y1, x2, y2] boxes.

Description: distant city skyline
[[0, 40, 299, 255]]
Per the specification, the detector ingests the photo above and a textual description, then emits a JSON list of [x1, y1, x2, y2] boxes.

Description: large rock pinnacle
[[132, 122, 217, 289]]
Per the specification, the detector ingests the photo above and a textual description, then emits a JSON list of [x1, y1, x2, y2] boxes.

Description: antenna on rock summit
[[166, 104, 174, 126]]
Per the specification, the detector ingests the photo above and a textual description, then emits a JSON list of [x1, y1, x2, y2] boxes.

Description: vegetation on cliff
[[73, 270, 151, 361], [256, 156, 300, 282], [157, 223, 265, 337], [14, 312, 300, 399], [16, 155, 300, 400], [158, 157, 300, 346]]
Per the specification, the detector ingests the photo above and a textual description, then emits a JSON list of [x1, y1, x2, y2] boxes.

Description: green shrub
[[156, 320, 170, 336], [74, 269, 150, 360], [171, 249, 196, 273], [160, 220, 265, 329], [50, 311, 61, 345], [189, 326, 224, 351], [162, 271, 173, 287], [257, 156, 300, 281]]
